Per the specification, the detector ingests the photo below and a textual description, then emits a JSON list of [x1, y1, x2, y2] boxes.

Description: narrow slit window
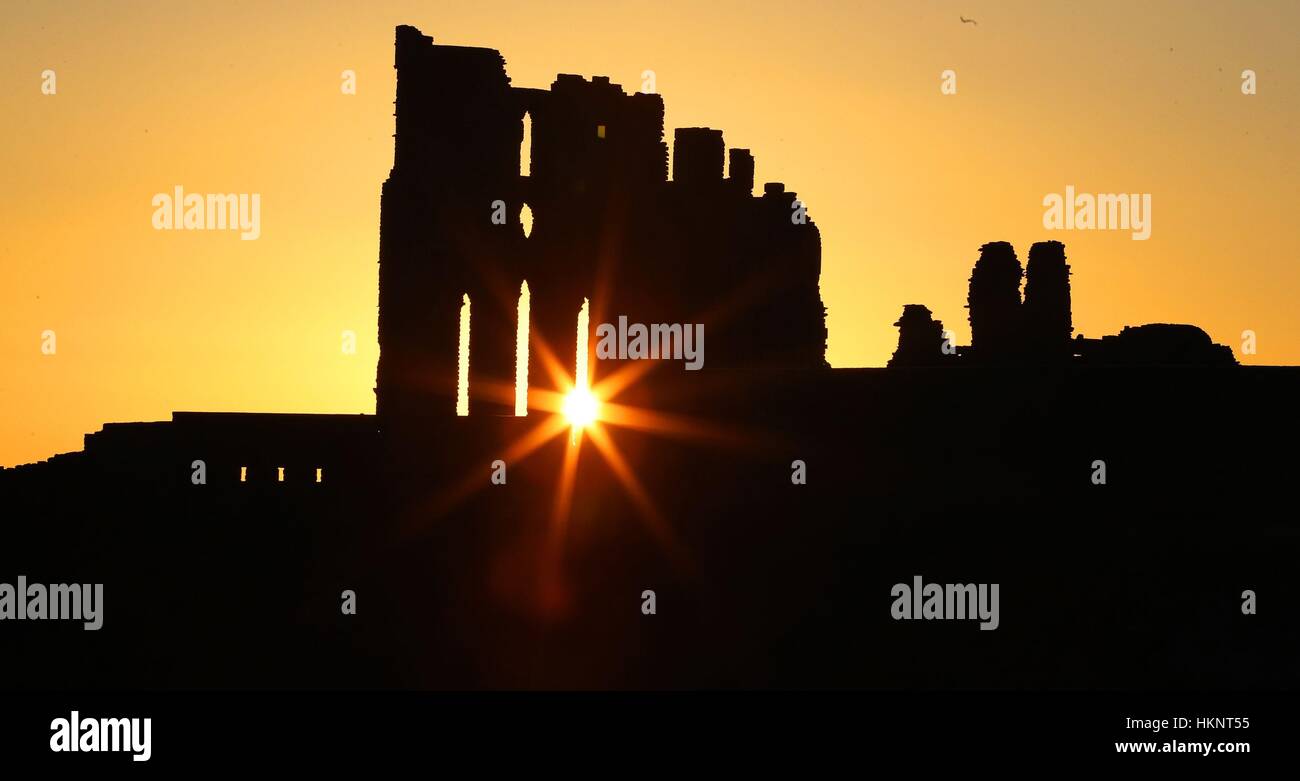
[[515, 281, 530, 416], [457, 293, 471, 416], [576, 297, 590, 389], [520, 111, 531, 178]]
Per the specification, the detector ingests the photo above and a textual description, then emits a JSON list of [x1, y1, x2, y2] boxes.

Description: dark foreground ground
[[2, 366, 1297, 689]]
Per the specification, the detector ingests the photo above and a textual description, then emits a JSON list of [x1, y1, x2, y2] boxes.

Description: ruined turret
[[888, 305, 956, 367], [965, 241, 1023, 364], [1022, 240, 1072, 363]]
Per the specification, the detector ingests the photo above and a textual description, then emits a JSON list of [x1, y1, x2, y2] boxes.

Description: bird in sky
[[960, 16, 978, 25]]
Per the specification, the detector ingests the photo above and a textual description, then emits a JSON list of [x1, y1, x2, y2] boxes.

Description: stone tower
[[965, 241, 1023, 364]]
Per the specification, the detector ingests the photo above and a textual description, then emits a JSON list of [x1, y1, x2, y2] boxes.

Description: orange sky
[[2, 0, 1298, 466]]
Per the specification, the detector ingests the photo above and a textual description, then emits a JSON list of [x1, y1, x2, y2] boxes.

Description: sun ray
[[538, 431, 583, 618], [584, 422, 691, 569], [590, 351, 660, 401], [502, 414, 571, 464], [551, 432, 583, 535], [411, 413, 570, 527], [529, 323, 572, 393], [597, 400, 747, 448]]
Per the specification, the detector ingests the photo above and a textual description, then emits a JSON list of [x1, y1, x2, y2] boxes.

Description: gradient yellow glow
[[2, 0, 1299, 465]]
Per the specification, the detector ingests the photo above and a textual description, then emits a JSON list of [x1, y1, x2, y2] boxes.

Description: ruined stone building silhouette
[[376, 25, 828, 429], [6, 23, 1297, 696], [0, 26, 1241, 492]]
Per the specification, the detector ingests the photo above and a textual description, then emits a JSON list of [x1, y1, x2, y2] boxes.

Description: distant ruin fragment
[[896, 240, 1236, 367], [888, 305, 956, 367]]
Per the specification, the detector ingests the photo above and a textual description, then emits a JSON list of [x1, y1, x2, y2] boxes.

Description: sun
[[562, 386, 600, 429]]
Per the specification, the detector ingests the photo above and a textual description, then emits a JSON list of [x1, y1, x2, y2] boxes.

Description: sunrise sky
[[2, 0, 1298, 466]]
